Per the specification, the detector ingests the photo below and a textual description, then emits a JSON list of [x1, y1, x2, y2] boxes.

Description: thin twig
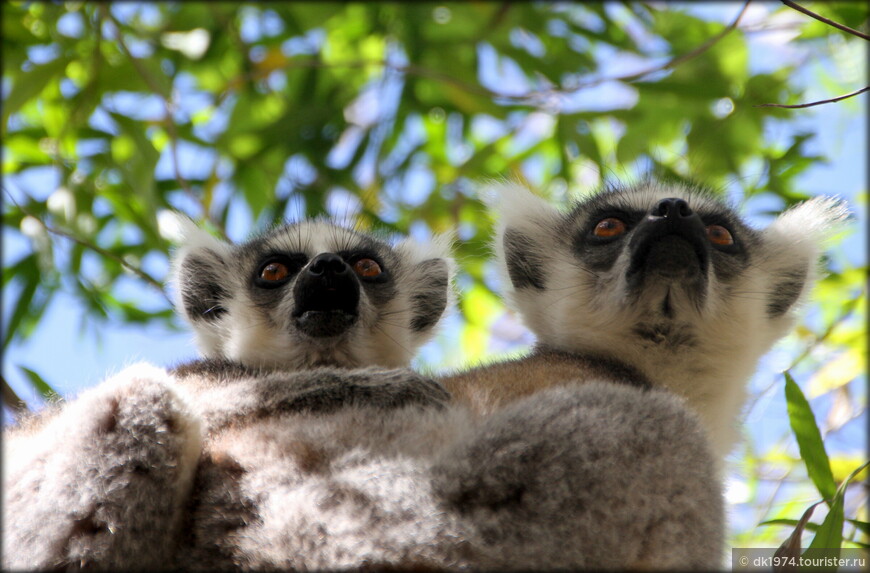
[[755, 86, 870, 109], [780, 0, 870, 41], [565, 0, 751, 91], [219, 1, 752, 107], [5, 190, 171, 303], [625, 0, 751, 83]]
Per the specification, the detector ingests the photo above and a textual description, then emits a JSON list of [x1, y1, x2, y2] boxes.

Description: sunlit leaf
[[784, 371, 838, 502], [1, 56, 70, 127], [808, 462, 869, 555]]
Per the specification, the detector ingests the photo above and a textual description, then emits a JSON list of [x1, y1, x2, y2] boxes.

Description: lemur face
[[561, 188, 759, 315], [494, 181, 846, 363], [171, 220, 453, 369], [241, 229, 396, 340]]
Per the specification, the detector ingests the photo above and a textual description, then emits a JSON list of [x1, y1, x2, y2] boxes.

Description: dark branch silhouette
[[755, 86, 870, 109]]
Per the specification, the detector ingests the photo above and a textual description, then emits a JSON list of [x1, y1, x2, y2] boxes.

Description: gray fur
[[433, 383, 723, 569], [502, 229, 547, 290], [3, 364, 200, 571], [4, 362, 723, 570]]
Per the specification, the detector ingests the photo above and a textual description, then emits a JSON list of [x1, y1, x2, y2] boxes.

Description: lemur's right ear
[[394, 232, 456, 343], [167, 215, 234, 325], [759, 196, 849, 319], [486, 181, 562, 292]]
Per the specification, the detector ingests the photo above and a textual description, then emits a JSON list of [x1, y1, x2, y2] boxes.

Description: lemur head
[[492, 180, 848, 386], [170, 219, 454, 370]]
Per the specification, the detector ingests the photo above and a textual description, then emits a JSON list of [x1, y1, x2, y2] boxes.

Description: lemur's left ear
[[760, 196, 850, 318], [167, 215, 235, 326], [394, 233, 456, 336], [486, 181, 562, 292]]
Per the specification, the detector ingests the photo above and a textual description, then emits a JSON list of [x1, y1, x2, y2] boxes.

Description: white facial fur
[[491, 180, 848, 459], [169, 218, 454, 370]]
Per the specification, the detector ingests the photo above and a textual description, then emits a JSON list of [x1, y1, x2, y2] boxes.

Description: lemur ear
[[761, 196, 850, 318], [395, 233, 456, 336], [168, 216, 235, 325], [486, 181, 562, 292]]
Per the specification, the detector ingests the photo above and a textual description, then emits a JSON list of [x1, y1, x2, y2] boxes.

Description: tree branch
[[780, 0, 870, 41], [566, 0, 751, 91], [223, 1, 752, 109], [755, 86, 870, 109], [5, 191, 172, 304], [630, 0, 751, 82]]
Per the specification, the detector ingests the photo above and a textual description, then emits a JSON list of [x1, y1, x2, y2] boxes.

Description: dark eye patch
[[584, 209, 642, 244], [253, 253, 307, 289], [338, 251, 389, 283]]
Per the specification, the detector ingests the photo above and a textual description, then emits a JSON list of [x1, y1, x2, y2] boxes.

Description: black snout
[[651, 197, 693, 219], [637, 196, 706, 243], [293, 252, 360, 337], [307, 253, 349, 277], [626, 197, 710, 287]]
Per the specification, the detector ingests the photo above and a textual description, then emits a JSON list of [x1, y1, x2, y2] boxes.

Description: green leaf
[[808, 503, 844, 552], [809, 462, 870, 552], [2, 255, 41, 351], [17, 365, 61, 401], [760, 518, 821, 532], [1, 56, 70, 127], [784, 371, 837, 501], [849, 520, 870, 536]]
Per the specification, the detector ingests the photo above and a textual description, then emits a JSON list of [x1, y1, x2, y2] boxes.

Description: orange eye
[[706, 225, 734, 246], [593, 218, 626, 238], [353, 258, 382, 278], [260, 262, 290, 281]]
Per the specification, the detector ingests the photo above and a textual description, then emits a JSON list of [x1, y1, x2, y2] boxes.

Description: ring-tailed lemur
[[3, 214, 724, 570], [442, 180, 848, 463], [3, 219, 454, 570]]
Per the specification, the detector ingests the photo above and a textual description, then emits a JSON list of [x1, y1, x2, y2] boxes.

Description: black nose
[[651, 197, 693, 219], [307, 253, 348, 276]]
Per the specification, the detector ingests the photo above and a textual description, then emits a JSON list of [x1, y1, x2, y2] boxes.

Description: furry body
[[4, 361, 723, 570], [3, 214, 730, 570]]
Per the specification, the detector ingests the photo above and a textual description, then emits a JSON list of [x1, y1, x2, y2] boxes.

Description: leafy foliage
[[2, 1, 866, 554]]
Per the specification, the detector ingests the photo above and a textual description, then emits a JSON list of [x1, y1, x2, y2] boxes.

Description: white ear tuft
[[765, 196, 850, 248], [392, 231, 457, 342], [395, 230, 455, 269], [482, 180, 561, 232], [760, 196, 851, 319], [167, 216, 235, 332], [171, 215, 232, 256]]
